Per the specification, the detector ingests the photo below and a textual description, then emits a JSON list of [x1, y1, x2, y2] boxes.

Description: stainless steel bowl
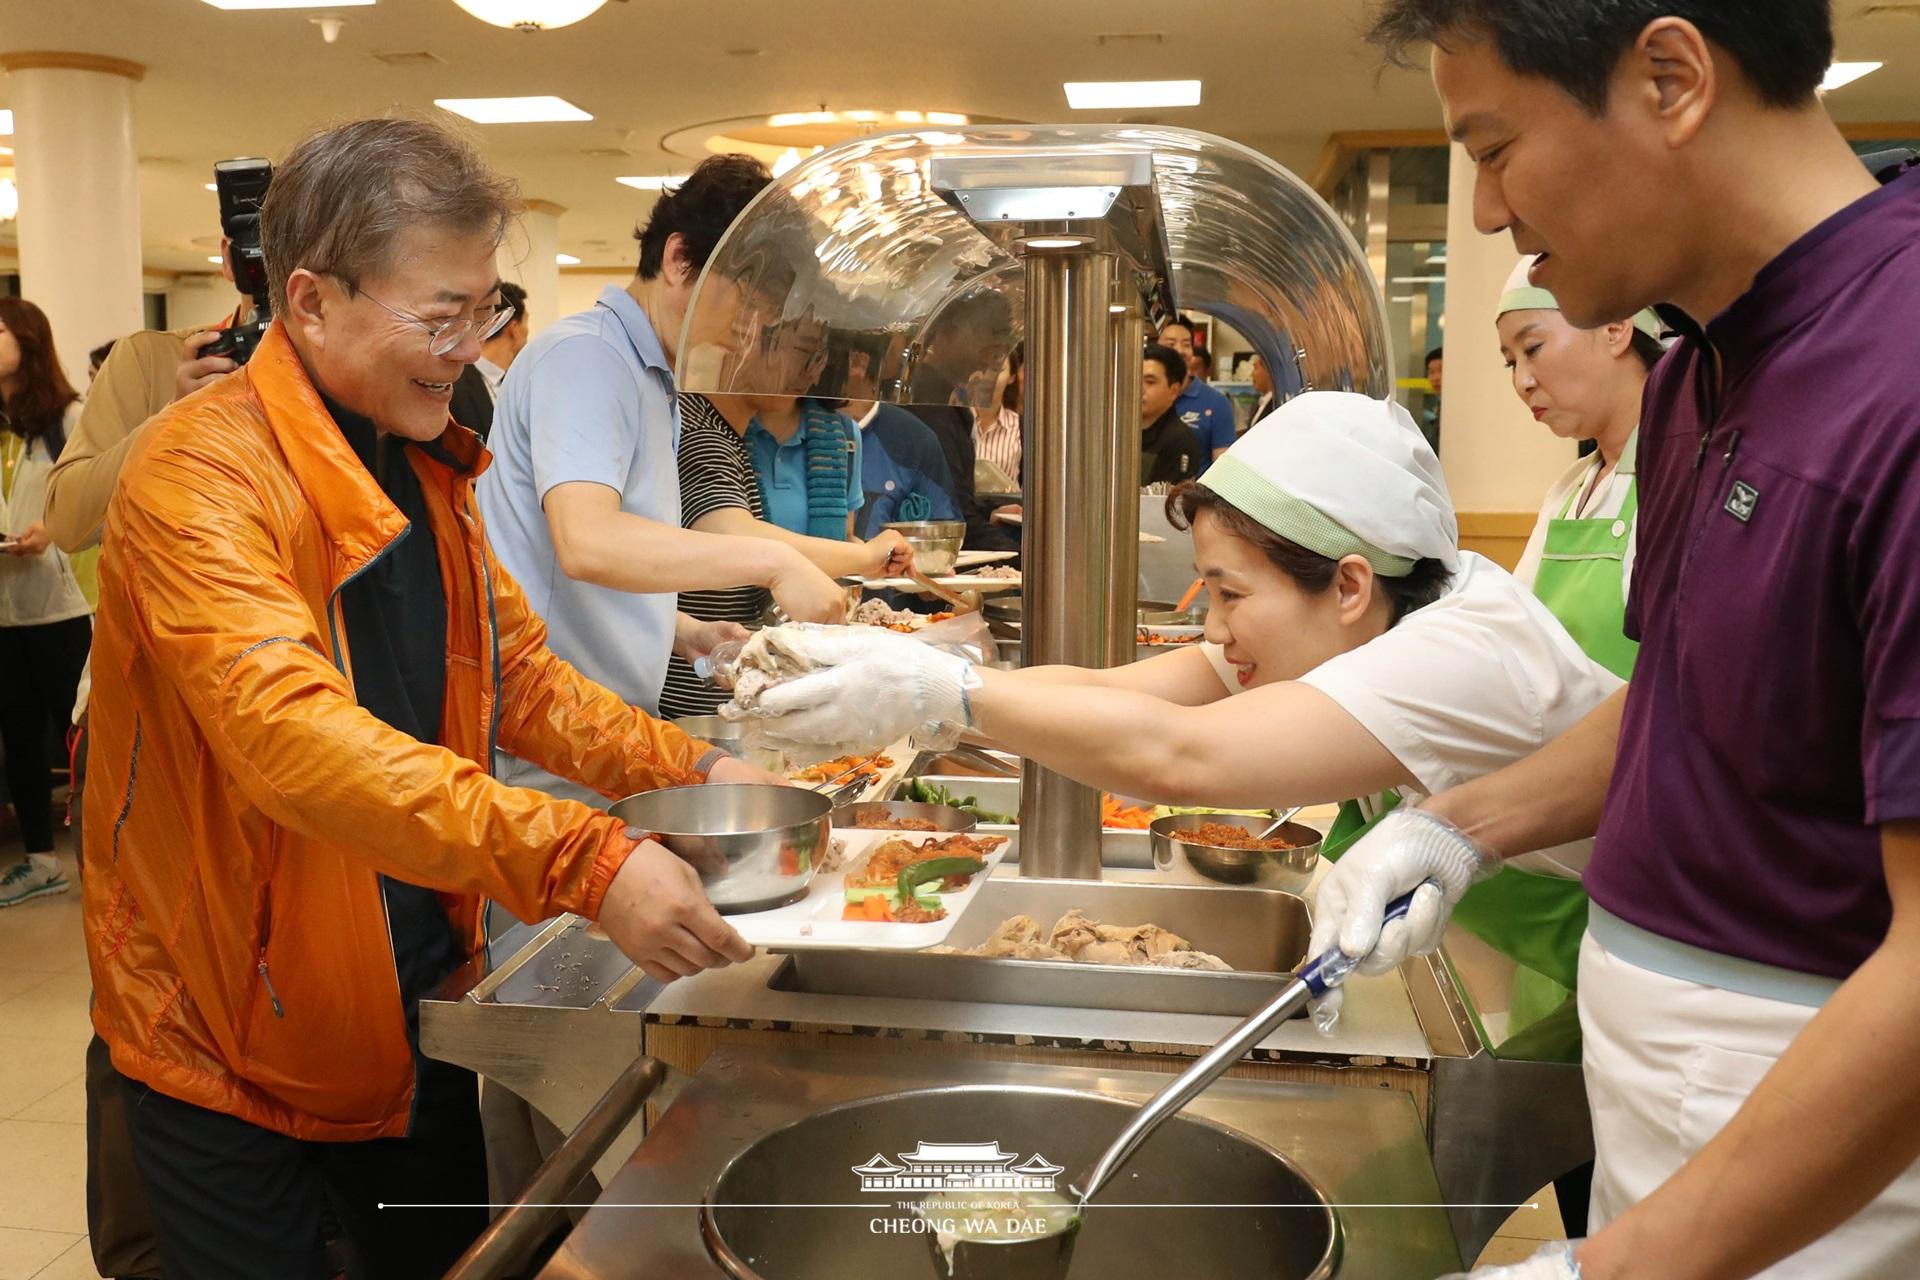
[[671, 714, 788, 774], [830, 800, 978, 832], [884, 519, 966, 576], [608, 784, 830, 914], [1149, 814, 1323, 892], [699, 1085, 1339, 1279]]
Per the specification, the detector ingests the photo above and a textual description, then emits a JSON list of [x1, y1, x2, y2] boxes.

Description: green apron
[[1531, 459, 1640, 681]]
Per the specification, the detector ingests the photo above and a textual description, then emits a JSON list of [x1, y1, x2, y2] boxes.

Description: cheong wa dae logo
[[852, 1141, 1063, 1192]]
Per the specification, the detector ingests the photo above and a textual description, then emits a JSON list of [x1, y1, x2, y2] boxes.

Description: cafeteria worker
[[730, 392, 1620, 1026]]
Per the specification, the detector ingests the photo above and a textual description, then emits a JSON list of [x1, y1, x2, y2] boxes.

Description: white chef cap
[[1498, 255, 1664, 342], [1198, 391, 1459, 576]]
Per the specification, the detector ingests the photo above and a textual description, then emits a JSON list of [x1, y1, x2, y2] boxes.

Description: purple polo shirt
[[1587, 164, 1920, 980]]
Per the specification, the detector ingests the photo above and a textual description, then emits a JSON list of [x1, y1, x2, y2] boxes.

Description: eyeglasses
[[348, 282, 514, 358]]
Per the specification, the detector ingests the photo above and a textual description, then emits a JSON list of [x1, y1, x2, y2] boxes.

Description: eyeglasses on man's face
[[346, 280, 514, 358]]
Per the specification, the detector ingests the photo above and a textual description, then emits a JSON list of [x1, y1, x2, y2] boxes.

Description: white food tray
[[954, 549, 1018, 569], [853, 573, 1023, 595], [731, 828, 1009, 951]]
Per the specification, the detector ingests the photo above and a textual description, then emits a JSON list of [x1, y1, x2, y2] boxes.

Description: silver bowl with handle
[[883, 519, 965, 575], [1150, 814, 1322, 892], [670, 714, 787, 774], [608, 783, 830, 914]]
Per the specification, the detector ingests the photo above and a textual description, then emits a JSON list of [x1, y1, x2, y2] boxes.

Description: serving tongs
[[932, 883, 1434, 1280], [910, 566, 984, 615]]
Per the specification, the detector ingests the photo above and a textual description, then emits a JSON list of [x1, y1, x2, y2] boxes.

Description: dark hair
[[1143, 342, 1188, 387], [0, 297, 79, 455], [1002, 341, 1024, 411], [634, 154, 772, 282], [1425, 346, 1445, 365], [261, 116, 520, 318], [1627, 327, 1667, 370], [1190, 346, 1215, 379], [1159, 313, 1198, 340], [495, 280, 528, 327], [1368, 1, 1833, 113], [1168, 482, 1452, 625], [89, 339, 117, 371]]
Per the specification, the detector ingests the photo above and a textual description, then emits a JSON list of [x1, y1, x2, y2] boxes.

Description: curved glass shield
[[676, 124, 1391, 408]]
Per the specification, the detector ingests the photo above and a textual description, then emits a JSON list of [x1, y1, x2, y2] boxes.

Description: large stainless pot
[[608, 784, 829, 914], [700, 1085, 1339, 1279]]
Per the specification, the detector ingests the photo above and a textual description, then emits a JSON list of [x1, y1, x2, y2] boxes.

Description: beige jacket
[[1, 402, 92, 626], [46, 320, 228, 552]]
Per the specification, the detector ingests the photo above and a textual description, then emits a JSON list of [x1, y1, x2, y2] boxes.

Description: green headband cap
[[1199, 454, 1416, 578]]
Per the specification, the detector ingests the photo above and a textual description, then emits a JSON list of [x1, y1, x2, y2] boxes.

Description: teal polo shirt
[[745, 409, 864, 537]]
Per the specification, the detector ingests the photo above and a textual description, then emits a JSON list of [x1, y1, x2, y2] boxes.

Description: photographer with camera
[[81, 115, 773, 1279]]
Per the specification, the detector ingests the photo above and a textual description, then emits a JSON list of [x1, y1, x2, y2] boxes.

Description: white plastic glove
[[1306, 807, 1496, 1033], [1438, 1240, 1582, 1279], [723, 626, 980, 753]]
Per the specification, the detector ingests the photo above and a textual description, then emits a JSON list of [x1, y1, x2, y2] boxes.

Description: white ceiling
[[3, 0, 1917, 275]]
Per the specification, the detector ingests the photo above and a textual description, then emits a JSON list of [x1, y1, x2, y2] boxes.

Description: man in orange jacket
[[83, 116, 770, 1279]]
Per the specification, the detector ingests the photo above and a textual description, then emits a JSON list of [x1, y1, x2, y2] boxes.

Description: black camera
[[203, 157, 273, 365]]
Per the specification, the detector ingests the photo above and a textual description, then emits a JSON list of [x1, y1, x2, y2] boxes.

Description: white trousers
[[1579, 931, 1920, 1278]]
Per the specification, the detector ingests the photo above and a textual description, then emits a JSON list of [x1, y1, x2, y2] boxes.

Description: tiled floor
[[0, 842, 101, 1280], [0, 828, 1564, 1278]]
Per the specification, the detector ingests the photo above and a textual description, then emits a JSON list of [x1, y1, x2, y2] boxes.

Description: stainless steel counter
[[535, 1046, 1463, 1278]]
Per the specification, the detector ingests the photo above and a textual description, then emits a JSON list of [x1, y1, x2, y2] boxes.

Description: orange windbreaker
[[83, 322, 711, 1140]]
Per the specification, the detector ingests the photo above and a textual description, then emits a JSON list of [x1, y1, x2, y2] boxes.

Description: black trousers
[[121, 1058, 488, 1280], [0, 614, 90, 853]]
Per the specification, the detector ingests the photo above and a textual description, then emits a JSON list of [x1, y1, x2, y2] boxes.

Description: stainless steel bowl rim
[[609, 783, 831, 836], [1149, 815, 1324, 856]]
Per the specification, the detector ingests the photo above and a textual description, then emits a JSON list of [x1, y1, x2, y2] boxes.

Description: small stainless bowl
[[609, 783, 830, 914], [670, 714, 786, 774], [830, 800, 978, 833], [884, 519, 966, 576], [1149, 814, 1323, 891]]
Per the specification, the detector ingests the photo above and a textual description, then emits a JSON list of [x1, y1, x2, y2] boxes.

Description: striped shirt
[[973, 407, 1022, 488], [659, 394, 770, 718]]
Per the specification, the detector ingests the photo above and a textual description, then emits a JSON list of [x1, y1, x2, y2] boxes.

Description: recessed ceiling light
[[451, 0, 606, 30], [1819, 61, 1883, 91], [1063, 80, 1201, 110], [434, 96, 591, 124], [555, 252, 581, 265], [200, 0, 375, 8], [204, 182, 218, 191], [0, 111, 12, 136], [208, 255, 224, 264], [615, 175, 676, 190], [1390, 275, 1447, 284], [1021, 235, 1093, 250], [0, 145, 13, 158]]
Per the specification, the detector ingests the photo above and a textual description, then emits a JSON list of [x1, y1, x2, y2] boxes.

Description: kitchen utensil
[[1070, 883, 1433, 1213], [910, 565, 982, 614], [1175, 577, 1206, 614], [607, 784, 831, 914], [670, 714, 787, 774], [938, 743, 1021, 777], [1150, 810, 1322, 891], [1256, 805, 1305, 840], [830, 800, 978, 832], [884, 519, 965, 575]]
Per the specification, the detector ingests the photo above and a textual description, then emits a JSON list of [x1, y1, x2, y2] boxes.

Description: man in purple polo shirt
[[1308, 3, 1920, 1278]]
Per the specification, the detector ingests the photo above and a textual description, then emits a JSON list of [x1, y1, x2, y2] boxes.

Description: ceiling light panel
[[555, 253, 581, 264], [0, 111, 12, 136], [434, 96, 591, 124], [1818, 61, 1883, 91], [201, 0, 375, 8], [1063, 80, 1201, 110]]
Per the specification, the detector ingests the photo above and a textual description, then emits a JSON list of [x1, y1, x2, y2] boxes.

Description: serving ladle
[[927, 882, 1434, 1280]]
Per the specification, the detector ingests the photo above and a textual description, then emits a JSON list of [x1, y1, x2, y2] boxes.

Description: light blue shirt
[[477, 285, 680, 804], [745, 410, 864, 537]]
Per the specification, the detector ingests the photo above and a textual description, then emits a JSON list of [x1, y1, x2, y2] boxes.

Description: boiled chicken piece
[[1047, 909, 1102, 958], [1149, 950, 1234, 972], [1076, 940, 1139, 966]]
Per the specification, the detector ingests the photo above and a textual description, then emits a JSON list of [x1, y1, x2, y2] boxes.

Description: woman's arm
[[967, 670, 1414, 809], [994, 646, 1231, 707], [689, 505, 900, 579]]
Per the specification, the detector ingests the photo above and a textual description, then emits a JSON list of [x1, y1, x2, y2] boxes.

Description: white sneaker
[[0, 858, 70, 907]]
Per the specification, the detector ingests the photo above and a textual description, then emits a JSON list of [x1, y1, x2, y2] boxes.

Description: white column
[[1439, 142, 1575, 515], [500, 198, 563, 334], [2, 52, 147, 388]]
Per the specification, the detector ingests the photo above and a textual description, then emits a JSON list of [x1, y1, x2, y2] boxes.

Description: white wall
[[1438, 143, 1576, 512], [166, 273, 242, 331], [555, 270, 628, 323]]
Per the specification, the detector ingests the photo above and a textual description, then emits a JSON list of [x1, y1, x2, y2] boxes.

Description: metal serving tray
[[774, 877, 1310, 1017], [895, 775, 1155, 868]]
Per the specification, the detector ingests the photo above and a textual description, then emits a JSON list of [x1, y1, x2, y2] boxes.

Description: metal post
[[1105, 300, 1145, 657], [1019, 246, 1119, 879]]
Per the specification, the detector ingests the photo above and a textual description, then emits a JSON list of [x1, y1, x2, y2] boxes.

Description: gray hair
[[260, 116, 520, 318]]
